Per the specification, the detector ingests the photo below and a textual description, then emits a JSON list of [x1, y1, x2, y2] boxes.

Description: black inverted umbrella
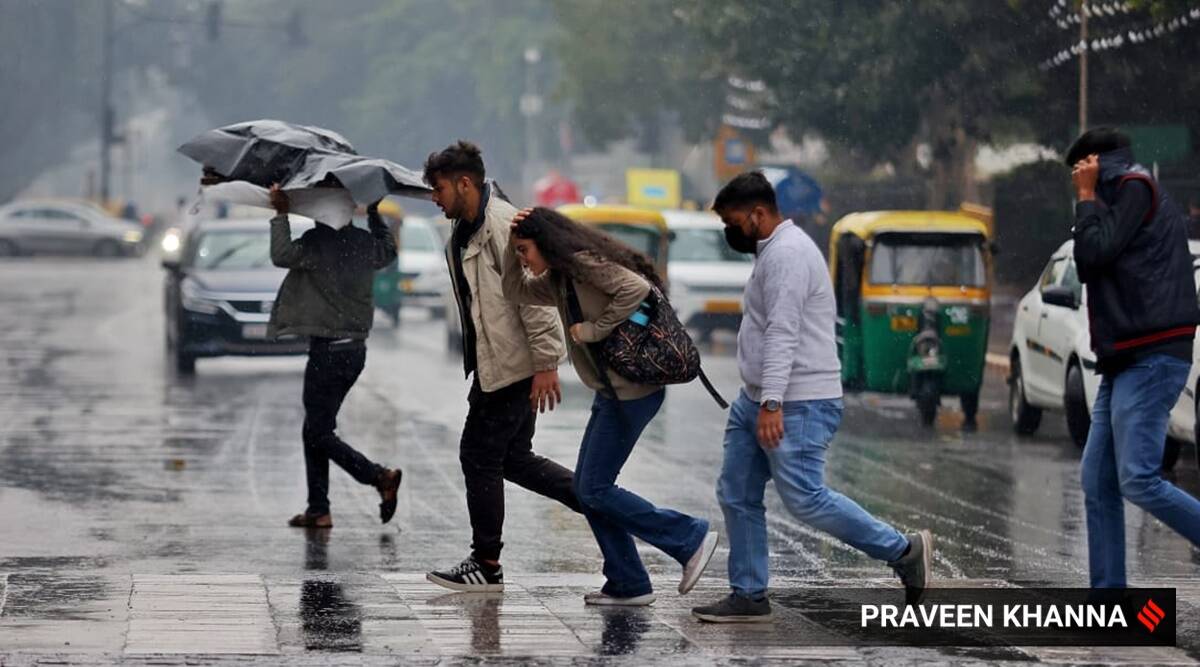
[[178, 119, 430, 203]]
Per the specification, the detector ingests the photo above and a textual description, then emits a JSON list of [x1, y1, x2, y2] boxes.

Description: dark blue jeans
[[1081, 353, 1200, 588], [575, 389, 709, 597]]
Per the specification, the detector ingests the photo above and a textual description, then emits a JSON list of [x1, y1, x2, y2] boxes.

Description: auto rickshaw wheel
[[1010, 356, 1042, 435], [915, 375, 940, 427], [960, 391, 980, 432]]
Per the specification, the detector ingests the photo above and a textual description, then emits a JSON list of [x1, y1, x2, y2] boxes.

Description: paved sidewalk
[[2, 572, 1197, 665]]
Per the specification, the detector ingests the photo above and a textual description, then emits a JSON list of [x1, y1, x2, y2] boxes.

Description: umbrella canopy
[[178, 119, 431, 203]]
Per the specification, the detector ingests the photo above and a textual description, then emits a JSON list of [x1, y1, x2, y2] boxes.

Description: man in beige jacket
[[423, 141, 579, 592]]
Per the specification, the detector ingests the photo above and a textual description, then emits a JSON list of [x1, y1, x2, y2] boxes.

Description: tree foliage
[[553, 0, 1200, 204]]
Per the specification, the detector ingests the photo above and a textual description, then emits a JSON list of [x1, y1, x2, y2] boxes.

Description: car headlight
[[123, 229, 143, 243], [161, 229, 181, 253], [181, 280, 222, 315]]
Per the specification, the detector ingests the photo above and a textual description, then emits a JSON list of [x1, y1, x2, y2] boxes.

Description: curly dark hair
[[423, 140, 485, 187], [513, 207, 664, 292]]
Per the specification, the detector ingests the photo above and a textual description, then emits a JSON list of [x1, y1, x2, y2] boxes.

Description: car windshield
[[869, 234, 987, 287], [595, 223, 659, 258], [401, 220, 440, 252], [670, 228, 751, 263], [190, 229, 273, 270]]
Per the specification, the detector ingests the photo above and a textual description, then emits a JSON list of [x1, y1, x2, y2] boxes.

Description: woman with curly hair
[[501, 206, 719, 606]]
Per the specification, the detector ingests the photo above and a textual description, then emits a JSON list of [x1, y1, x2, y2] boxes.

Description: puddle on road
[[300, 579, 363, 652], [0, 572, 116, 620], [597, 608, 651, 656]]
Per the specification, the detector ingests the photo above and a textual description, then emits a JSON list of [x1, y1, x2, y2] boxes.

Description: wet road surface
[[1, 256, 1198, 664]]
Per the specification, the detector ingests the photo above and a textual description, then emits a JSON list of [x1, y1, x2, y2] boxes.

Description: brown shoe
[[288, 512, 332, 528], [376, 468, 403, 524]]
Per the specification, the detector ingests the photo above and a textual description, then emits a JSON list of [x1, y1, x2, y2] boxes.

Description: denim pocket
[[783, 400, 841, 449]]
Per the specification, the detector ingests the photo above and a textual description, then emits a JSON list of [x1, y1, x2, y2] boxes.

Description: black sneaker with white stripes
[[427, 556, 504, 592]]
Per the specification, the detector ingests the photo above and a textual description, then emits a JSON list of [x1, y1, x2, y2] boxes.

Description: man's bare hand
[[757, 407, 784, 449], [269, 183, 289, 215], [530, 369, 562, 414], [1072, 154, 1099, 202], [510, 207, 535, 231]]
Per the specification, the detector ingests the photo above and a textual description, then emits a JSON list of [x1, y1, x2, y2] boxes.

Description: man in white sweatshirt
[[692, 172, 933, 623]]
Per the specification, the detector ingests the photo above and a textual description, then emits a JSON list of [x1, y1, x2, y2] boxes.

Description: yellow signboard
[[626, 169, 681, 209]]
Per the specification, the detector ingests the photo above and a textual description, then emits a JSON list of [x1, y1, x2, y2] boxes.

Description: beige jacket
[[446, 195, 565, 392], [502, 245, 660, 401]]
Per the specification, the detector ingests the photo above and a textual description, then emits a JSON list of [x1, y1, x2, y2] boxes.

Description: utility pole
[[99, 0, 115, 203], [520, 47, 543, 200], [95, 0, 296, 204], [1078, 1, 1089, 132]]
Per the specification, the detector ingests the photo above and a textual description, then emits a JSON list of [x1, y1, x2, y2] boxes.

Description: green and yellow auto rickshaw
[[829, 207, 994, 427]]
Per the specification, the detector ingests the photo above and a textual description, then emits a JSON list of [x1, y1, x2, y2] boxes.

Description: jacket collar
[[450, 183, 492, 262], [756, 219, 795, 253], [461, 185, 493, 261], [1097, 147, 1152, 205], [1098, 147, 1136, 185]]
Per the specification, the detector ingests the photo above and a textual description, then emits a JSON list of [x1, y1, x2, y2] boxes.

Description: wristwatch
[[761, 399, 782, 413]]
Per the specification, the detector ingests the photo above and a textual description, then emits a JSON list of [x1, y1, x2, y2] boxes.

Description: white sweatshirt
[[738, 220, 843, 403]]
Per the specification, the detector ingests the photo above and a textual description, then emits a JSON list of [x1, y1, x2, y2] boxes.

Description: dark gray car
[[162, 217, 314, 374]]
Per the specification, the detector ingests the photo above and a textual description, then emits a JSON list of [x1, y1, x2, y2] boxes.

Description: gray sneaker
[[691, 593, 773, 623], [889, 530, 933, 601]]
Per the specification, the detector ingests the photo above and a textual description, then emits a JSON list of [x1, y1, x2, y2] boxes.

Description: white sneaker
[[679, 531, 719, 595], [584, 590, 656, 606]]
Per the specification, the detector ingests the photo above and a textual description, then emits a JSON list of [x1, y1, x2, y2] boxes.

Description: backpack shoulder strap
[[563, 277, 622, 402], [698, 368, 729, 409], [563, 277, 586, 325]]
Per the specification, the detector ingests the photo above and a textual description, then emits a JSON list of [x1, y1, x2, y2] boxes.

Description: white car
[[1010, 239, 1200, 470], [662, 209, 752, 340], [0, 199, 145, 257], [1167, 259, 1200, 470], [397, 215, 451, 317]]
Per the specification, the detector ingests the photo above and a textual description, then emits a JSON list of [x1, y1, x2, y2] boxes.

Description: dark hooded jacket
[[267, 209, 397, 340], [1072, 147, 1200, 375]]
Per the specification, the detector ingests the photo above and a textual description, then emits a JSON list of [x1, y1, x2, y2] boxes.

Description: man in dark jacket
[[268, 184, 404, 529], [1069, 128, 1200, 588]]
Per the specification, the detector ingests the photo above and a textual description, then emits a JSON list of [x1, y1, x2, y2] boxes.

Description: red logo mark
[[1137, 599, 1166, 633]]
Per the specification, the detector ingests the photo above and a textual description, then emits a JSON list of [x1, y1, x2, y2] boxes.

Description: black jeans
[[460, 376, 580, 561], [302, 337, 384, 515]]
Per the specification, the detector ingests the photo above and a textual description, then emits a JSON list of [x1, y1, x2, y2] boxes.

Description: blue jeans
[[1081, 353, 1200, 588], [575, 389, 709, 597], [717, 391, 908, 597]]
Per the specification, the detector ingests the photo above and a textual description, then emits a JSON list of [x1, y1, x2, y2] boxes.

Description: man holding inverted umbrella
[[180, 120, 431, 529]]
